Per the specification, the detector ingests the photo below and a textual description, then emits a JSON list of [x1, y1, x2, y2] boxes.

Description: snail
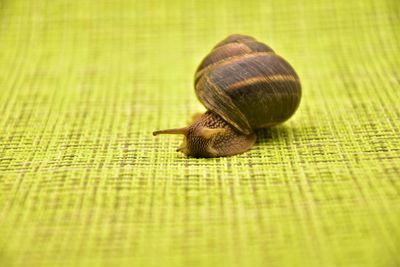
[[153, 34, 301, 158]]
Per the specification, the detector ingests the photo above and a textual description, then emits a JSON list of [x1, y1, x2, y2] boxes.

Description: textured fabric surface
[[0, 0, 399, 266]]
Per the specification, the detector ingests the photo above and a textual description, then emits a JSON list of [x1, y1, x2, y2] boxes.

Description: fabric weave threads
[[0, 0, 399, 266]]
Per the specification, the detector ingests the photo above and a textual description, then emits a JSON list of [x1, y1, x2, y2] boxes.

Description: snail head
[[153, 113, 256, 158]]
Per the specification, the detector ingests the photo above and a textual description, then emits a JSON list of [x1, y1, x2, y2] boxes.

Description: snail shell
[[195, 34, 301, 134]]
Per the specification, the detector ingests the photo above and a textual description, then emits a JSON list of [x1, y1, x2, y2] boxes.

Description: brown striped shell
[[194, 34, 301, 135]]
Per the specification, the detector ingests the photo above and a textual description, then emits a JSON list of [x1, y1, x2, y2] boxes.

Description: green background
[[0, 0, 399, 266]]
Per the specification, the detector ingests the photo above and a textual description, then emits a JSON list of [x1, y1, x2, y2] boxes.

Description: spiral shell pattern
[[194, 34, 301, 134]]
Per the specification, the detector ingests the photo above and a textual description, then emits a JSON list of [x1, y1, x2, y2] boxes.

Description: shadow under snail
[[153, 34, 301, 158]]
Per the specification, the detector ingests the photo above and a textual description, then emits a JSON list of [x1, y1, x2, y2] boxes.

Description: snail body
[[153, 34, 301, 158]]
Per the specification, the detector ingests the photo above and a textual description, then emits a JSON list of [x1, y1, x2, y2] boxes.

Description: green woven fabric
[[0, 0, 399, 266]]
